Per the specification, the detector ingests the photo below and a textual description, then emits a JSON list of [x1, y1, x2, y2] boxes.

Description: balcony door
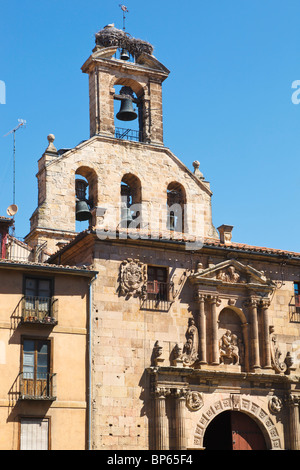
[[22, 339, 51, 399], [24, 277, 52, 320]]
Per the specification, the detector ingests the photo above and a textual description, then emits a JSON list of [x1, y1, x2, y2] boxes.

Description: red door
[[231, 412, 266, 450], [203, 411, 267, 450]]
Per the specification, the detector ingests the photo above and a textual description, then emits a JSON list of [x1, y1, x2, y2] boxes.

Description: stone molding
[[193, 394, 282, 450]]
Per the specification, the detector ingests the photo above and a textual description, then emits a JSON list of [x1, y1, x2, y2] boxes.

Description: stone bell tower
[[81, 24, 170, 145], [25, 24, 215, 255]]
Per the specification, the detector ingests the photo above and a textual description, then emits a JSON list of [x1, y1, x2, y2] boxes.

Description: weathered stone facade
[[25, 25, 300, 450]]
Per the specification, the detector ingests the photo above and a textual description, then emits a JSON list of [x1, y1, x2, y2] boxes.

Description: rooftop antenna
[[119, 4, 129, 31], [3, 119, 26, 211]]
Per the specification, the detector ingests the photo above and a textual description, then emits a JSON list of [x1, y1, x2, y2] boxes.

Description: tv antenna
[[119, 4, 129, 31], [3, 119, 26, 206]]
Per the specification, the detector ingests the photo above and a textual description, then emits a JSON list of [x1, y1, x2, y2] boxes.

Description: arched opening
[[218, 307, 249, 370], [203, 411, 267, 450], [166, 182, 186, 232], [120, 173, 142, 228], [114, 79, 144, 142], [75, 167, 97, 232]]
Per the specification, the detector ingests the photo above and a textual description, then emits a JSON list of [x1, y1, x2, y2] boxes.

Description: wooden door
[[203, 411, 267, 450], [231, 411, 266, 450]]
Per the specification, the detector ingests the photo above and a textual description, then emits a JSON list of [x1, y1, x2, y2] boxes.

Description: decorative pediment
[[189, 259, 275, 291]]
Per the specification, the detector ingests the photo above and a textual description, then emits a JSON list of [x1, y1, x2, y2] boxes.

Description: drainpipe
[[88, 273, 97, 450]]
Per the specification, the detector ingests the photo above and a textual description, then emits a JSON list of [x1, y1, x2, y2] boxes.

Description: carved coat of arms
[[119, 258, 147, 298]]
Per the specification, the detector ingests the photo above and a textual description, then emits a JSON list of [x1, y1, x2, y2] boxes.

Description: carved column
[[209, 295, 220, 365], [286, 395, 300, 450], [248, 297, 261, 370], [241, 322, 250, 371], [261, 299, 272, 369], [154, 387, 169, 450], [197, 293, 207, 364], [174, 389, 187, 450]]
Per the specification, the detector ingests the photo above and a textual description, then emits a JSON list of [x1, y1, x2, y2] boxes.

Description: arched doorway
[[203, 411, 267, 450]]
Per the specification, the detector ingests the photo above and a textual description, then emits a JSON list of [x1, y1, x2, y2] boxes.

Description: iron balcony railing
[[21, 296, 58, 325], [115, 127, 142, 142], [19, 372, 57, 401], [141, 281, 173, 311]]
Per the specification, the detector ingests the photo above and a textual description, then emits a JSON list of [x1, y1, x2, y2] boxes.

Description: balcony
[[21, 296, 58, 326], [140, 281, 174, 311], [19, 372, 56, 401], [289, 295, 300, 323], [115, 127, 142, 142]]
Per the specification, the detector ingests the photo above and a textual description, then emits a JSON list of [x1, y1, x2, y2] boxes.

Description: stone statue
[[219, 330, 239, 365], [182, 318, 199, 366]]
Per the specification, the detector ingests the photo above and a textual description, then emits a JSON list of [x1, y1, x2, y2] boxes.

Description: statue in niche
[[219, 330, 239, 365], [182, 318, 199, 366]]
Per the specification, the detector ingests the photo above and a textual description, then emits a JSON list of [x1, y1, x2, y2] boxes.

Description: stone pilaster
[[209, 295, 220, 365], [154, 387, 170, 450], [260, 299, 272, 370], [195, 292, 207, 364], [285, 395, 300, 450], [174, 389, 187, 450], [247, 297, 261, 370]]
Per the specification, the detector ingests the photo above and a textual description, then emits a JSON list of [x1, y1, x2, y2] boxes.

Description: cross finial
[[119, 4, 129, 31]]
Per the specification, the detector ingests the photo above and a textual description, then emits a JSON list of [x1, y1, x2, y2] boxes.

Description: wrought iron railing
[[21, 296, 58, 325], [115, 127, 142, 142], [289, 295, 300, 323], [19, 372, 56, 401], [141, 281, 173, 311]]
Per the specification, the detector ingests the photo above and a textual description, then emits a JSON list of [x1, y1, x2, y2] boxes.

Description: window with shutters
[[20, 338, 56, 400], [290, 282, 300, 322], [20, 417, 50, 450]]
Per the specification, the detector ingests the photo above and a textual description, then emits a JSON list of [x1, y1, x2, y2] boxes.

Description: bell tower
[[81, 24, 170, 145]]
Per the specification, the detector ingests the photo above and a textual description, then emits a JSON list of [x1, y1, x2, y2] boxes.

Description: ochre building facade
[[2, 25, 299, 450]]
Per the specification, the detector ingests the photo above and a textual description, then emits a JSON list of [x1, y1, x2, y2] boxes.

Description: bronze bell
[[120, 207, 133, 227], [116, 98, 138, 121], [120, 48, 130, 61], [76, 200, 91, 221]]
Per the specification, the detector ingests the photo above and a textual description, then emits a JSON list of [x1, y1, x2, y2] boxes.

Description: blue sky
[[1, 0, 299, 252]]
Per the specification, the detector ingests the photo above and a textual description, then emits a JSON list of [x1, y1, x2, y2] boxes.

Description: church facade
[[21, 25, 300, 450]]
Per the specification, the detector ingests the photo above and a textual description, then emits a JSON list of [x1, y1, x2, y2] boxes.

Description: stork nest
[[95, 25, 154, 57]]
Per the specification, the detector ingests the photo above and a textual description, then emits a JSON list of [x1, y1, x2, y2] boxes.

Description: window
[[294, 282, 300, 309], [21, 338, 54, 400], [147, 266, 168, 301], [20, 418, 49, 450], [23, 277, 52, 321]]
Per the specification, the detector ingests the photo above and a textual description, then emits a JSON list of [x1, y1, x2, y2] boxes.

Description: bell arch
[[192, 395, 281, 450], [75, 166, 98, 230], [120, 173, 142, 228], [113, 77, 146, 143], [166, 181, 187, 233]]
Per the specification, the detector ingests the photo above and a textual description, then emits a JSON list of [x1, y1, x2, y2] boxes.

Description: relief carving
[[216, 266, 241, 283], [268, 396, 283, 414], [269, 326, 287, 374], [186, 391, 204, 411], [119, 258, 147, 298]]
